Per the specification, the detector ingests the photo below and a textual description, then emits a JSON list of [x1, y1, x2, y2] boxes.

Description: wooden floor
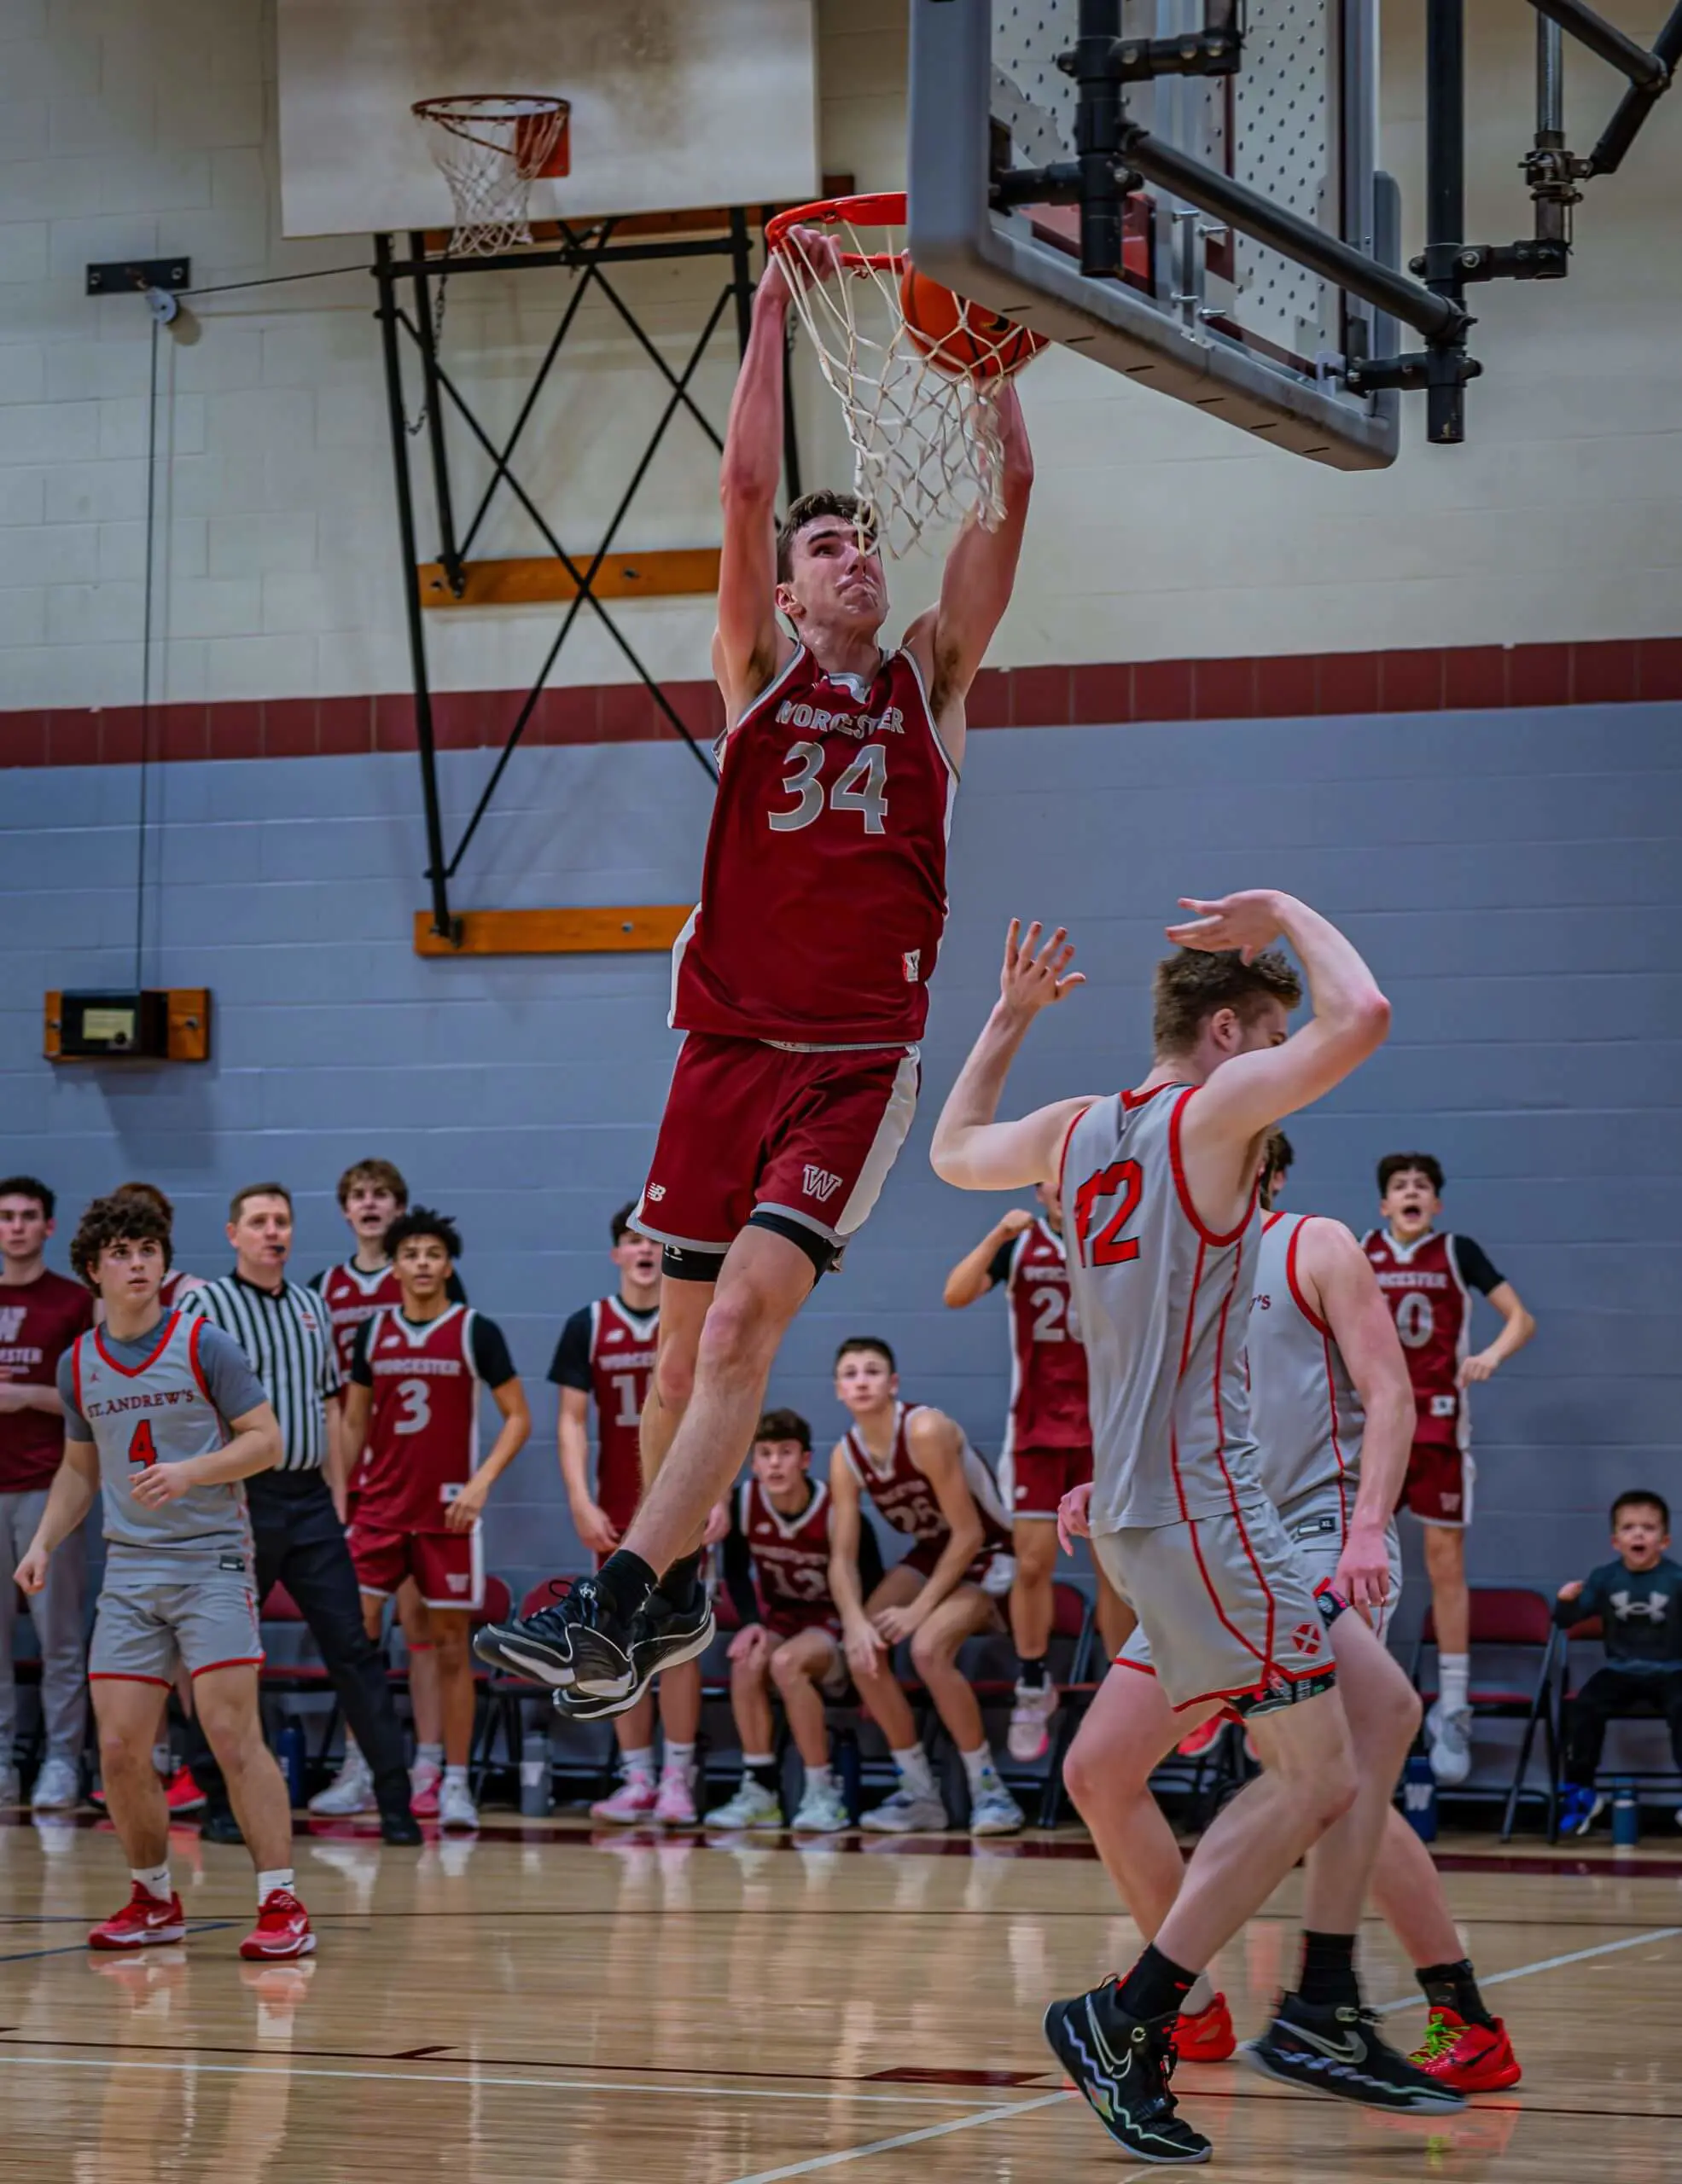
[[3, 1810, 1679, 2181]]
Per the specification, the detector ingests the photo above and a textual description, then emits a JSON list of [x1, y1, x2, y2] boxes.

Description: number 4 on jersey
[[127, 1418, 158, 1466], [1074, 1159, 1144, 1268]]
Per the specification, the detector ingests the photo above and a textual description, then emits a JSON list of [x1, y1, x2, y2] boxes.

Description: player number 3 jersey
[[1062, 1083, 1265, 1532], [671, 645, 957, 1048], [353, 1304, 510, 1531]]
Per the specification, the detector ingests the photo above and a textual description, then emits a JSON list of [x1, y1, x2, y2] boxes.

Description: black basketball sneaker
[[1239, 1993, 1466, 2112], [1044, 1980, 1212, 2165], [472, 1576, 626, 1690], [553, 1590, 717, 1720]]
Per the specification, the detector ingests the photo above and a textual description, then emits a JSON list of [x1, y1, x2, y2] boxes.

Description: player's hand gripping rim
[[1165, 890, 1286, 963], [998, 919, 1085, 1023]]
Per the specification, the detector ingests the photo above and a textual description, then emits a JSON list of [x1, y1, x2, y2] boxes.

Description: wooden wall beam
[[417, 549, 719, 609], [413, 907, 690, 957]]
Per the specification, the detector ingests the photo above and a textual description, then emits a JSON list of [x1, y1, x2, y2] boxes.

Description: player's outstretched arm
[[713, 251, 814, 723], [827, 1447, 887, 1678], [905, 386, 1033, 770], [931, 919, 1093, 1193], [942, 1207, 1032, 1307], [1173, 891, 1390, 1147], [1301, 1219, 1414, 1620]]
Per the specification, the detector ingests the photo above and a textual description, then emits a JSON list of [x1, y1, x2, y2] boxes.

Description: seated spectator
[[1554, 1490, 1682, 1835], [707, 1409, 882, 1836]]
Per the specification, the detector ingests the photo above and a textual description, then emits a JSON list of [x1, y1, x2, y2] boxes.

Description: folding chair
[[1407, 1586, 1563, 1840], [1557, 1615, 1682, 1824]]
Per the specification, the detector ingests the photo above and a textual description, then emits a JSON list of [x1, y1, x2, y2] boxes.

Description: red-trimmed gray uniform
[[1250, 1211, 1403, 1640], [59, 1312, 267, 1687], [1062, 1085, 1337, 1716]]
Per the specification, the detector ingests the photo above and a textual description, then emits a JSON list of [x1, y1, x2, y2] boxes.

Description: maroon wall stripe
[[3, 638, 1679, 770]]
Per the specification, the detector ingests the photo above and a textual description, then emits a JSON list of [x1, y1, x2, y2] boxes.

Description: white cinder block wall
[[2, 0, 1679, 717]]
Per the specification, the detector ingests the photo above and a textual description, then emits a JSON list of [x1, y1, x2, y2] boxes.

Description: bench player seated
[[707, 1408, 883, 1834], [342, 1209, 530, 1832], [827, 1338, 1023, 1835], [14, 1194, 312, 1960]]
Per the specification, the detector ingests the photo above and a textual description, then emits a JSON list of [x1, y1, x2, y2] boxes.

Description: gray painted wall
[[5, 702, 1679, 1629]]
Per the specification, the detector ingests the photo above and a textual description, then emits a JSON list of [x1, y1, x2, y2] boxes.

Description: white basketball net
[[771, 212, 1041, 558], [413, 96, 568, 258]]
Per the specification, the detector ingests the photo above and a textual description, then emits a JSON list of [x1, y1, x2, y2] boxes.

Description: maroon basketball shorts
[[634, 1033, 920, 1268], [1002, 1445, 1095, 1522], [348, 1520, 485, 1613], [1398, 1438, 1475, 1528]]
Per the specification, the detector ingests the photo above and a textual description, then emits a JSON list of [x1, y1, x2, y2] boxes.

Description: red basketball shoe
[[1172, 1990, 1237, 2062], [239, 1889, 316, 1961], [88, 1883, 187, 1951], [164, 1767, 207, 1815], [1407, 2007, 1522, 2092]]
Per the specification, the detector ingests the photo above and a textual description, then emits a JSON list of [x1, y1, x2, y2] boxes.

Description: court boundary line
[[720, 2091, 1073, 2184], [0, 2054, 1028, 2110], [1372, 1922, 1682, 2013]]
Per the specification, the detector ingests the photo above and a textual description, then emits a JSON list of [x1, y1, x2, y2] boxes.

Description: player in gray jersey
[[934, 902, 1457, 2164], [1061, 1134, 1521, 2097], [15, 1194, 313, 1962]]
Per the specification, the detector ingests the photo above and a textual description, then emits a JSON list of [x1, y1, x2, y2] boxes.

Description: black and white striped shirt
[[189, 1270, 343, 1473]]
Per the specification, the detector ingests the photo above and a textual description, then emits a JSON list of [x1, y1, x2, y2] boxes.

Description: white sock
[[961, 1744, 1001, 1793], [803, 1763, 835, 1792], [620, 1745, 655, 1782], [1438, 1654, 1470, 1715], [255, 1867, 294, 1903], [443, 1765, 469, 1790], [416, 1742, 444, 1770], [893, 1745, 935, 1796], [662, 1740, 695, 1780], [132, 1862, 172, 1902], [1183, 1972, 1215, 2015], [341, 1737, 368, 1775]]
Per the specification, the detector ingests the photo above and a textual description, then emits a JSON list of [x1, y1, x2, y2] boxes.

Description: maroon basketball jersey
[[0, 1269, 93, 1492], [739, 1474, 840, 1632], [1002, 1219, 1091, 1456], [316, 1261, 402, 1379], [586, 1295, 659, 1533], [1361, 1229, 1470, 1449], [841, 1401, 1010, 1579], [357, 1304, 484, 1531], [671, 645, 956, 1046]]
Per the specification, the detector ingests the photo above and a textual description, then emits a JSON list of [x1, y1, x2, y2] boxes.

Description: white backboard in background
[[276, 0, 821, 238]]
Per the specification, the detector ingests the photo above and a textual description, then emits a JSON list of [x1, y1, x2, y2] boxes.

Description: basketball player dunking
[[931, 903, 1460, 2163], [1058, 1132, 1522, 2098], [476, 229, 1033, 1711]]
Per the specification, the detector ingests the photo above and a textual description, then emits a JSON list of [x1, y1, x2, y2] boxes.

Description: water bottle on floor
[[1400, 1751, 1438, 1842], [276, 1722, 306, 1809], [520, 1729, 552, 1817], [1612, 1777, 1640, 1847]]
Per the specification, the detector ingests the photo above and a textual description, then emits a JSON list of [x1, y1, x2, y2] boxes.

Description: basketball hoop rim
[[765, 191, 908, 275], [412, 91, 570, 158]]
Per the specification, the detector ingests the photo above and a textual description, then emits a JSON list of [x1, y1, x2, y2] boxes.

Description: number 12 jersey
[[671, 645, 957, 1048]]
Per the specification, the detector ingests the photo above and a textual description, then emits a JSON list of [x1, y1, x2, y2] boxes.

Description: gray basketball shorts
[[1275, 1483, 1405, 1644], [1100, 1495, 1340, 1717], [90, 1556, 264, 1686]]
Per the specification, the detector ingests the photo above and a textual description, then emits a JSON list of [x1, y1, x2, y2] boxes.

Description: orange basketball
[[898, 264, 1045, 380]]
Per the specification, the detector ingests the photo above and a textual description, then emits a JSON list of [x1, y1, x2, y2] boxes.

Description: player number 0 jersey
[[670, 644, 957, 1048], [1061, 1083, 1265, 1531]]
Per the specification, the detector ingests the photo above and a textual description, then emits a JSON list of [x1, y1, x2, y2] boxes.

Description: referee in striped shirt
[[183, 1182, 421, 1845]]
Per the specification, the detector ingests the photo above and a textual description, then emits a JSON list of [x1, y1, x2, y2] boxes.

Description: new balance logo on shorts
[[644, 1184, 666, 1201], [802, 1165, 844, 1204]]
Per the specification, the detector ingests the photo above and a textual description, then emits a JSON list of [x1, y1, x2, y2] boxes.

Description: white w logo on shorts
[[802, 1165, 844, 1204]]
